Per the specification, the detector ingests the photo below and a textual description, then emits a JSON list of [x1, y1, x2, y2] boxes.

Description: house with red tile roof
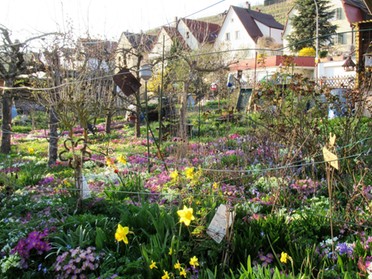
[[177, 18, 221, 50], [148, 26, 189, 61]]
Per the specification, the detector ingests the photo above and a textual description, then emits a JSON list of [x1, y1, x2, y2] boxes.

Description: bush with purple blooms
[[53, 246, 103, 278], [11, 229, 51, 269]]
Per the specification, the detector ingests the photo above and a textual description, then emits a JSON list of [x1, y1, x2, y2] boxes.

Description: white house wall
[[282, 8, 297, 55], [148, 30, 174, 60], [328, 0, 354, 55], [215, 9, 257, 60], [318, 60, 356, 77], [255, 21, 282, 43], [283, 0, 354, 56], [116, 34, 138, 70], [177, 20, 200, 50]]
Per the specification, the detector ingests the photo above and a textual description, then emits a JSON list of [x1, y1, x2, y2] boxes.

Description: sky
[[2, 0, 264, 41]]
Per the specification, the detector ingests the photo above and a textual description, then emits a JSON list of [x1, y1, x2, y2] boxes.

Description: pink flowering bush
[[53, 246, 103, 279]]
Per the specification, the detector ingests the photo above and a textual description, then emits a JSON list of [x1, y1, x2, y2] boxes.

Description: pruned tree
[[33, 33, 118, 166], [159, 40, 231, 141], [78, 38, 119, 134]]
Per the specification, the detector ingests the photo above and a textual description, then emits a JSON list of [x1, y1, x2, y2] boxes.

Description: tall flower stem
[[176, 223, 182, 255]]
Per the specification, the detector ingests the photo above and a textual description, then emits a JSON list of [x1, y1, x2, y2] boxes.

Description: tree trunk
[[179, 82, 189, 140], [135, 93, 141, 138], [74, 157, 83, 210], [48, 108, 59, 166], [105, 87, 116, 134], [1, 84, 13, 154], [105, 111, 112, 134], [48, 50, 61, 166]]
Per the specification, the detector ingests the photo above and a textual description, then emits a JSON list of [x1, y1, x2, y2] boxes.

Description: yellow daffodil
[[161, 270, 170, 279], [28, 147, 35, 154], [174, 260, 181, 270], [184, 167, 195, 179], [189, 256, 199, 267], [190, 167, 203, 185], [212, 182, 219, 189], [106, 157, 115, 167], [117, 154, 127, 164], [168, 247, 173, 255], [169, 169, 179, 181], [177, 205, 195, 226], [63, 179, 72, 187], [179, 267, 187, 278], [149, 260, 157, 269], [280, 252, 290, 264], [115, 224, 131, 244]]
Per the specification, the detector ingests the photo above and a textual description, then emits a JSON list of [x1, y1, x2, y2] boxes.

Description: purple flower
[[38, 175, 55, 185], [257, 251, 274, 267], [11, 229, 51, 268], [336, 242, 354, 258]]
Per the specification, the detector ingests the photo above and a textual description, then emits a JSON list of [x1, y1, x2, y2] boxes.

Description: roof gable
[[150, 26, 189, 53], [121, 32, 156, 52], [122, 32, 141, 48], [231, 6, 284, 42], [162, 26, 189, 49], [181, 18, 221, 44], [343, 0, 372, 21]]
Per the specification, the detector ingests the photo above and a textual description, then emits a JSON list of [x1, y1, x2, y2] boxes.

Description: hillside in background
[[199, 0, 294, 26], [255, 0, 294, 25]]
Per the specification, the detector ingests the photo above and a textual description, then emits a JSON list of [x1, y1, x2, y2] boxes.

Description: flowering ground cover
[[0, 95, 371, 278]]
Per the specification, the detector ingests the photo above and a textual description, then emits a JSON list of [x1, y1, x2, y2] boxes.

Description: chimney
[[174, 17, 178, 28], [246, 1, 251, 9]]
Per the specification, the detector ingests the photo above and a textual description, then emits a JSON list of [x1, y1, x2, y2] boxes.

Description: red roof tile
[[181, 18, 220, 44]]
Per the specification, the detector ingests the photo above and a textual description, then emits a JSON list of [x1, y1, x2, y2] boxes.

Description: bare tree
[[0, 25, 55, 154]]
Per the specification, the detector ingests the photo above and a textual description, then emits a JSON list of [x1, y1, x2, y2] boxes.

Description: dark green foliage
[[286, 0, 337, 52], [17, 161, 47, 187]]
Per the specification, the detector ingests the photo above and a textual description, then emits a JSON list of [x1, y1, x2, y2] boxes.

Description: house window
[[335, 33, 346, 44], [335, 8, 344, 20], [186, 31, 190, 39], [225, 32, 230, 41], [235, 31, 240, 40]]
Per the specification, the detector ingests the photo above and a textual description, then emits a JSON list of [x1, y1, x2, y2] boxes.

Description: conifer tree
[[287, 0, 337, 52]]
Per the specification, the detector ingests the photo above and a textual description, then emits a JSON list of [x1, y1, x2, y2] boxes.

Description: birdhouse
[[342, 56, 356, 72]]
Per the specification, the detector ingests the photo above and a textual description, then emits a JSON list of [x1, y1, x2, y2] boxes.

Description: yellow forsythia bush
[[298, 47, 316, 57]]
